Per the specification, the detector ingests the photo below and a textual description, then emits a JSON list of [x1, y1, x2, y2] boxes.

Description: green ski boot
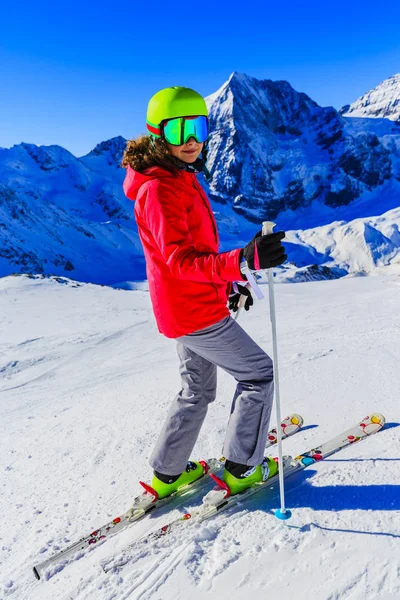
[[150, 461, 207, 499], [222, 457, 278, 495]]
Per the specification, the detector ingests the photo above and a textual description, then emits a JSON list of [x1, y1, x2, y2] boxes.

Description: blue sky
[[1, 0, 400, 157]]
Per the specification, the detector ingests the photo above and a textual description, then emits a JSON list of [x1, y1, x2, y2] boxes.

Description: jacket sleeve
[[141, 180, 244, 284]]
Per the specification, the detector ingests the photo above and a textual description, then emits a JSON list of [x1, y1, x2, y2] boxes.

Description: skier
[[122, 86, 287, 498]]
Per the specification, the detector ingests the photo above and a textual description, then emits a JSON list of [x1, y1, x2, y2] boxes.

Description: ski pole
[[233, 282, 251, 321], [234, 263, 265, 321], [262, 221, 292, 521]]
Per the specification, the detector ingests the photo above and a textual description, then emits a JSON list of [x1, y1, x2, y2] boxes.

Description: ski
[[102, 413, 385, 574], [32, 413, 303, 580]]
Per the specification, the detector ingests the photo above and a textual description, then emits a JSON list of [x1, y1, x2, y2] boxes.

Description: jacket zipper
[[191, 177, 219, 245]]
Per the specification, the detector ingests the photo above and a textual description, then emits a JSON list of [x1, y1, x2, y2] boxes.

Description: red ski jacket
[[123, 165, 245, 338]]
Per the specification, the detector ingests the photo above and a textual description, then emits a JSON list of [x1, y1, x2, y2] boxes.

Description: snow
[[281, 206, 400, 276], [1, 273, 399, 599], [342, 74, 400, 122]]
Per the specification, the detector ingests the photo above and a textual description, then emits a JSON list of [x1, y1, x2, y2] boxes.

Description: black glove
[[242, 230, 286, 270], [229, 283, 253, 312]]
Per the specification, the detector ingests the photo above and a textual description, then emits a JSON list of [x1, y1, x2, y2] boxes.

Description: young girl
[[122, 86, 286, 498]]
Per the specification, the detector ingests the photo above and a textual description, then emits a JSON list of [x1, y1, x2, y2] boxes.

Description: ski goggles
[[157, 115, 209, 146]]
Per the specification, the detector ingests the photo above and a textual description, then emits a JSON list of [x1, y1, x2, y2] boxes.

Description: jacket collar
[[123, 165, 197, 201]]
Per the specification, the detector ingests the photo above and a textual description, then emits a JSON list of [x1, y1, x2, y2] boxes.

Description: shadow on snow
[[254, 466, 400, 514]]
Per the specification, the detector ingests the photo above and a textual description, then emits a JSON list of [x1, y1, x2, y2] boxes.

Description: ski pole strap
[[253, 241, 261, 271], [240, 258, 264, 300]]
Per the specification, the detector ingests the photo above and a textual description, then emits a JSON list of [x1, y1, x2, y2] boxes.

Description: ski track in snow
[[0, 274, 399, 600]]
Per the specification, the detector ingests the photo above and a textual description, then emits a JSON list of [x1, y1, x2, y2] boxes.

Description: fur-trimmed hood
[[123, 165, 177, 201]]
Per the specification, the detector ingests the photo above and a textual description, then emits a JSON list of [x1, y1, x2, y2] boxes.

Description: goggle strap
[[146, 121, 161, 137]]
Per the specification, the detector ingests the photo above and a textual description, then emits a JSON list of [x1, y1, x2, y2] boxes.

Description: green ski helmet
[[146, 86, 209, 142]]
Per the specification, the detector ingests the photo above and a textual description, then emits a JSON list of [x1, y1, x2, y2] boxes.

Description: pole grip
[[262, 221, 275, 236], [238, 292, 248, 309]]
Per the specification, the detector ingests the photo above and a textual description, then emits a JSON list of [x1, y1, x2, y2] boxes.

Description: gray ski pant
[[150, 315, 274, 476]]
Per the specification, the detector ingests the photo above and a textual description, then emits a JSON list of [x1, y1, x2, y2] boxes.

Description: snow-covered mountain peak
[[341, 73, 400, 121], [219, 71, 319, 118], [227, 70, 249, 85], [19, 142, 77, 171], [81, 136, 127, 166]]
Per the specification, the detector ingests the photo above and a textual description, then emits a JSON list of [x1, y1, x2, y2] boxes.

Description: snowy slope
[[341, 74, 400, 122], [0, 274, 399, 599], [279, 205, 400, 281]]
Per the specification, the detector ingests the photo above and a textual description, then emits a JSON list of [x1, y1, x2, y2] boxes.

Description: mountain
[[1, 72, 400, 284], [205, 72, 400, 226], [0, 138, 147, 284], [340, 73, 400, 122]]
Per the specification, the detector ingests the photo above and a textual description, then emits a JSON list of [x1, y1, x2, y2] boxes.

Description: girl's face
[[166, 137, 204, 163]]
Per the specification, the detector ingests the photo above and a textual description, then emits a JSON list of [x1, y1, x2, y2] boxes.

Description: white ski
[[33, 413, 303, 580], [102, 413, 385, 574]]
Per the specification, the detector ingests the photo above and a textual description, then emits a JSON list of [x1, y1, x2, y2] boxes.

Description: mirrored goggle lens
[[182, 116, 209, 144], [162, 116, 209, 145], [162, 118, 182, 145]]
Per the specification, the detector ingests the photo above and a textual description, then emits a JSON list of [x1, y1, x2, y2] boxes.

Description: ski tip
[[360, 413, 386, 434], [275, 508, 292, 521], [281, 414, 304, 438], [33, 566, 41, 580], [370, 413, 385, 426], [288, 414, 304, 428]]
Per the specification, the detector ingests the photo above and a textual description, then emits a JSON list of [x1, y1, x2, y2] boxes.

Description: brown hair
[[121, 135, 180, 176]]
